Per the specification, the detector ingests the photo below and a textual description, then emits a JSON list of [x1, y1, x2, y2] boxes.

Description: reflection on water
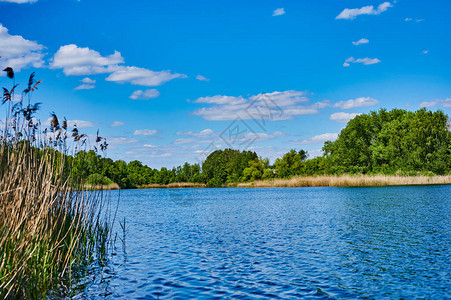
[[69, 186, 450, 299]]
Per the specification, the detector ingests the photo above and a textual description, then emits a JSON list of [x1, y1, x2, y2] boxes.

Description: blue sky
[[0, 0, 450, 168]]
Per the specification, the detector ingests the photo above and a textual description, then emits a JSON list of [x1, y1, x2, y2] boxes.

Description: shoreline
[[235, 175, 451, 188], [139, 182, 206, 189], [125, 175, 451, 190], [86, 175, 451, 190]]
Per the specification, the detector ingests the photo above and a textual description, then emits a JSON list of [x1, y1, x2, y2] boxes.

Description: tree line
[[69, 108, 451, 188]]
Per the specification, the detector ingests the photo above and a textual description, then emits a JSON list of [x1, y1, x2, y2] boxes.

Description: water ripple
[[71, 186, 450, 299]]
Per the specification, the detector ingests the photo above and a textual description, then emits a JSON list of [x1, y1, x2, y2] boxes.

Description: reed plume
[[0, 69, 113, 299]]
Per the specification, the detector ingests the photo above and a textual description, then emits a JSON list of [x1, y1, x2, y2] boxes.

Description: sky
[[0, 0, 450, 168]]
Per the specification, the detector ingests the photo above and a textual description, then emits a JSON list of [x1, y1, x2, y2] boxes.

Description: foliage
[[62, 109, 450, 189], [322, 108, 451, 174]]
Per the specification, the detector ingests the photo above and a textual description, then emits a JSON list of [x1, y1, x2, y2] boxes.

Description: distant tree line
[[69, 108, 451, 188]]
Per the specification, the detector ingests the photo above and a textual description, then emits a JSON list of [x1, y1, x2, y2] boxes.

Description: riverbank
[[236, 175, 451, 188], [139, 182, 206, 189], [128, 175, 451, 189], [85, 182, 121, 190]]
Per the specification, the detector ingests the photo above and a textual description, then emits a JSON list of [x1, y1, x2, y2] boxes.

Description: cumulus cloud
[[196, 75, 210, 81], [73, 77, 96, 90], [334, 97, 379, 109], [106, 66, 186, 86], [51, 44, 123, 75], [336, 2, 392, 20], [51, 44, 186, 87], [422, 50, 429, 54], [74, 84, 95, 91], [192, 90, 326, 121], [80, 77, 95, 84], [133, 129, 158, 136], [129, 89, 160, 100], [110, 121, 124, 127], [0, 24, 45, 72], [272, 8, 286, 16], [291, 133, 339, 145], [329, 112, 361, 123], [343, 57, 381, 67], [419, 98, 451, 108], [352, 38, 369, 46]]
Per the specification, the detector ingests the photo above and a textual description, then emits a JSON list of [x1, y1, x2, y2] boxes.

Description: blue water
[[75, 186, 450, 299]]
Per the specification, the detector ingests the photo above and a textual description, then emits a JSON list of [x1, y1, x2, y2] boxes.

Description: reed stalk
[[236, 174, 451, 188], [0, 69, 113, 299]]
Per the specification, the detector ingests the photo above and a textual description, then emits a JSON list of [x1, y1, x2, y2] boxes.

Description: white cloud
[[174, 138, 213, 145], [343, 57, 381, 67], [176, 129, 215, 137], [336, 2, 392, 20], [352, 38, 369, 46], [74, 77, 96, 90], [80, 77, 95, 84], [292, 133, 339, 145], [67, 120, 95, 128], [196, 75, 210, 81], [0, 0, 37, 3], [110, 121, 124, 127], [422, 50, 429, 54], [51, 44, 123, 75], [334, 97, 379, 109], [243, 131, 284, 142], [106, 66, 187, 87], [134, 129, 158, 136], [192, 90, 325, 121], [174, 130, 283, 145], [129, 89, 160, 100], [405, 17, 424, 22], [174, 129, 218, 145], [74, 83, 95, 90], [0, 24, 45, 72], [109, 137, 138, 145], [43, 118, 95, 128], [272, 8, 286, 16], [420, 98, 451, 108], [51, 44, 186, 88], [330, 112, 361, 123]]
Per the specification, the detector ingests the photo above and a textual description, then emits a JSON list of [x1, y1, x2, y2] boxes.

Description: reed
[[85, 182, 121, 190], [0, 69, 113, 299], [236, 174, 451, 188]]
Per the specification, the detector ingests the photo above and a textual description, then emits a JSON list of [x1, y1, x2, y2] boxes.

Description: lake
[[73, 186, 450, 299]]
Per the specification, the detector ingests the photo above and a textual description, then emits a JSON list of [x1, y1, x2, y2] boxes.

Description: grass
[[0, 69, 113, 299], [236, 174, 451, 188]]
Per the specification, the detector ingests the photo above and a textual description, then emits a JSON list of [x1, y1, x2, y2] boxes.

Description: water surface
[[75, 186, 450, 299]]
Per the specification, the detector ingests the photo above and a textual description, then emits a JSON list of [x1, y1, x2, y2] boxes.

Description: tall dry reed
[[237, 174, 451, 188], [0, 69, 113, 299]]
